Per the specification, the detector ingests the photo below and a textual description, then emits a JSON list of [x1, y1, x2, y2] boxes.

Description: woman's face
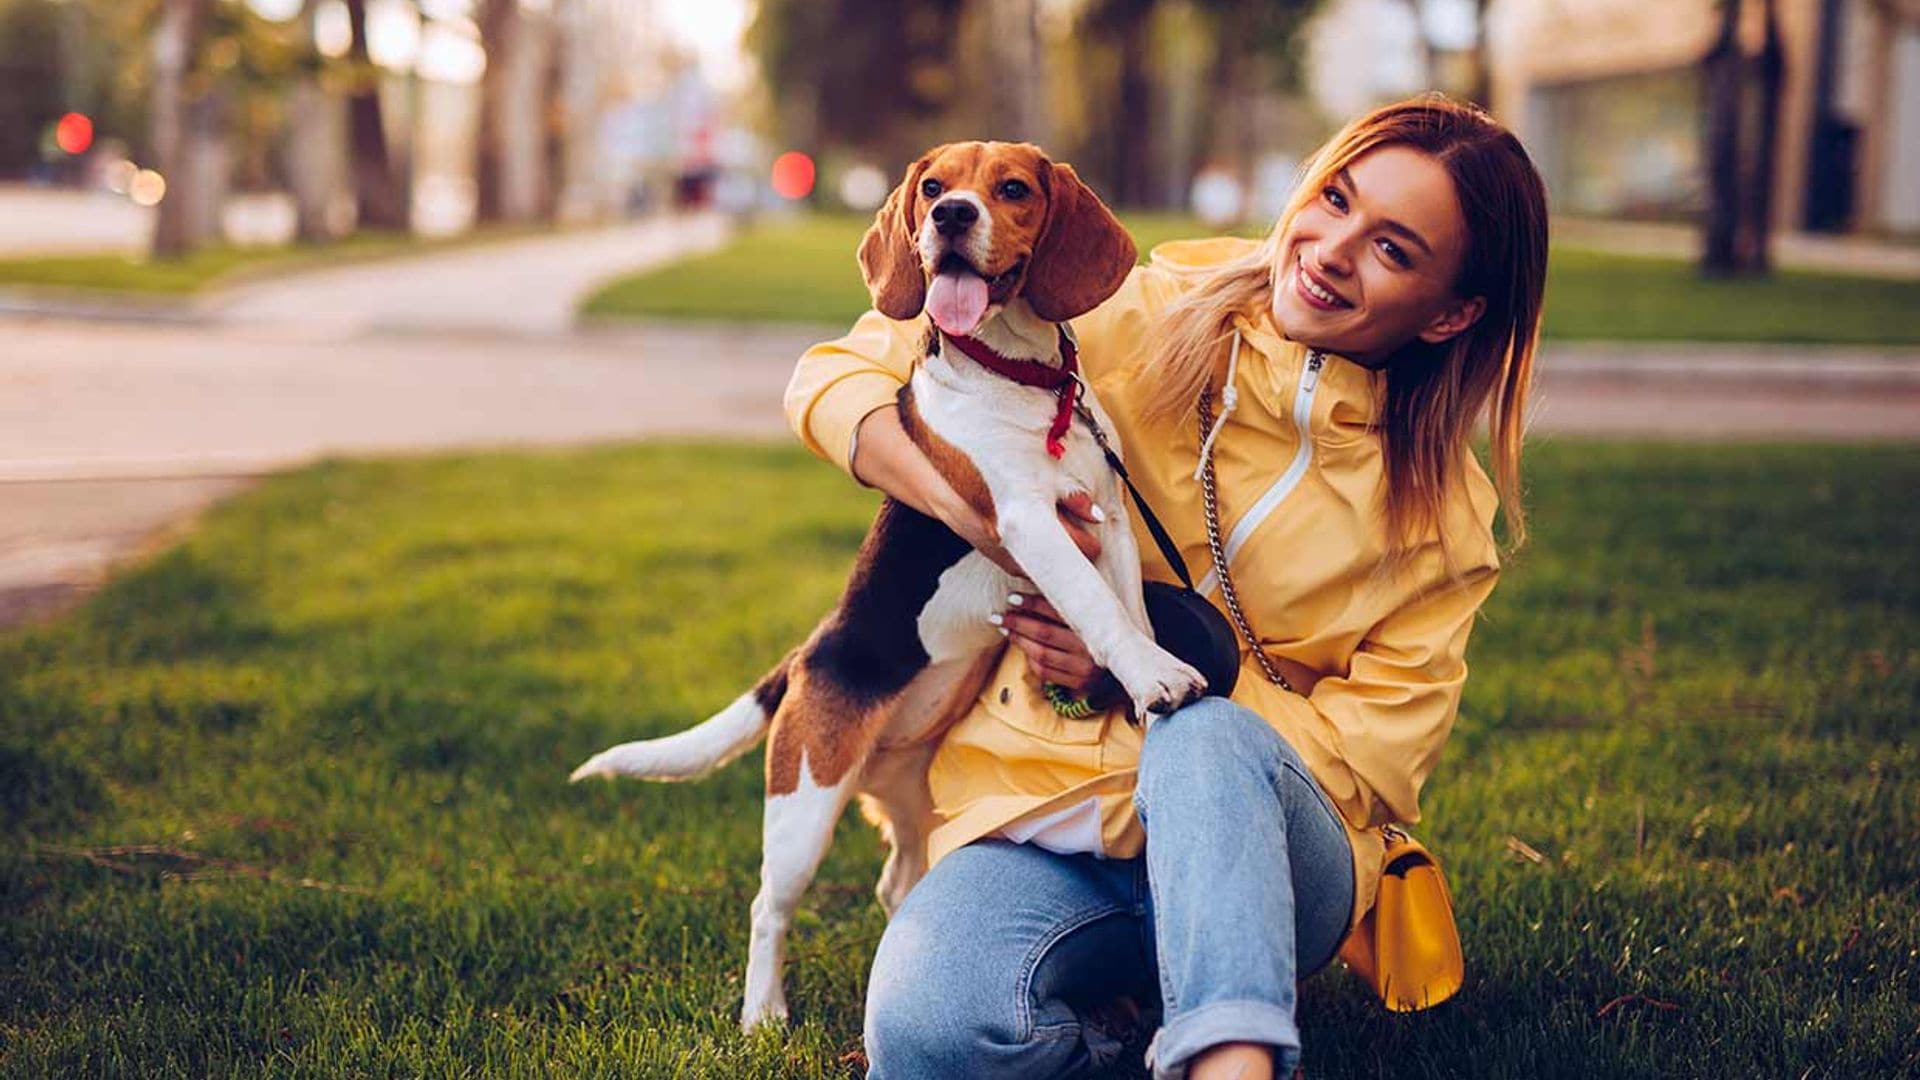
[[1271, 144, 1486, 367]]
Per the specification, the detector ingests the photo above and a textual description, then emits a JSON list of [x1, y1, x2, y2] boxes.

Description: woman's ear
[[1024, 161, 1137, 323], [1417, 295, 1487, 345], [858, 151, 937, 320]]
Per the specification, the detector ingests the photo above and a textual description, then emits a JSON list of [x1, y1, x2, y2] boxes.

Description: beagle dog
[[571, 142, 1206, 1029]]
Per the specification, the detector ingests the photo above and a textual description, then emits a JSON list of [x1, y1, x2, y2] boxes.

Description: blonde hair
[[1145, 96, 1548, 570]]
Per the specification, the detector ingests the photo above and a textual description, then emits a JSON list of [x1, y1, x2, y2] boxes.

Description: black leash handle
[[1068, 377, 1197, 591]]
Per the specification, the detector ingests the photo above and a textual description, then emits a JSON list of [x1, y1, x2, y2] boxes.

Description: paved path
[[206, 214, 728, 336]]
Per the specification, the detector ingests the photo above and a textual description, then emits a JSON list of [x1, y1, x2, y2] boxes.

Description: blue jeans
[[864, 697, 1356, 1079]]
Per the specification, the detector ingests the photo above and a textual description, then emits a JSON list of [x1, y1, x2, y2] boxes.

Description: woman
[[783, 96, 1548, 1079]]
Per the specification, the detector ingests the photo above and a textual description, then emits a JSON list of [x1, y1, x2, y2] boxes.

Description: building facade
[[1488, 0, 1920, 235]]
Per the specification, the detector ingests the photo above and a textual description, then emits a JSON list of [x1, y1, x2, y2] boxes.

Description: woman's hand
[[997, 593, 1119, 704]]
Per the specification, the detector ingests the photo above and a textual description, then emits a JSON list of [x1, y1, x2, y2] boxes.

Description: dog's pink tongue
[[927, 269, 989, 337]]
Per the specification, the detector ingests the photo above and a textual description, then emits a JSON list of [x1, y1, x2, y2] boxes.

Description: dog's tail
[[568, 653, 792, 783]]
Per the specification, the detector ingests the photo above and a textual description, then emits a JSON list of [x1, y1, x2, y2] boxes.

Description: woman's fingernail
[[1089, 504, 1106, 522], [1006, 594, 1024, 606], [988, 613, 1004, 626], [997, 626, 1009, 637]]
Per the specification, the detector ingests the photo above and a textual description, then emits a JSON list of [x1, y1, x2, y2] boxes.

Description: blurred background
[[2, 0, 1917, 264]]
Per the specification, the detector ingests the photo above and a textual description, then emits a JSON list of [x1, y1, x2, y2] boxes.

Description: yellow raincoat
[[783, 237, 1502, 932]]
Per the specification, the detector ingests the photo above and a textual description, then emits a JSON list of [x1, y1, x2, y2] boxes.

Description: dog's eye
[[920, 178, 943, 198], [998, 180, 1030, 200]]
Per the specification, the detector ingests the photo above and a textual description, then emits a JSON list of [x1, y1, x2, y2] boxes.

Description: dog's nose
[[931, 198, 978, 237]]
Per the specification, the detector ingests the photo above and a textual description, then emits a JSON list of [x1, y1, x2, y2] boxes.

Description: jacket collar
[[1231, 309, 1386, 432]]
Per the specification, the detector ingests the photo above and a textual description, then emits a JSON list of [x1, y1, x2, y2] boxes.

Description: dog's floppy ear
[[858, 151, 936, 320], [1024, 161, 1137, 323]]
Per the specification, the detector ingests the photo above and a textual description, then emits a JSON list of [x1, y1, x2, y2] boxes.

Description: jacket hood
[[1146, 235, 1267, 279]]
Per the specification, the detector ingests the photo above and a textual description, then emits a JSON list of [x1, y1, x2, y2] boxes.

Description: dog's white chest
[[909, 357, 1114, 507]]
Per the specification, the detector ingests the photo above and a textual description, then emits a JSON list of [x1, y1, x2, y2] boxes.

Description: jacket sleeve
[[783, 310, 925, 476], [1229, 554, 1501, 831]]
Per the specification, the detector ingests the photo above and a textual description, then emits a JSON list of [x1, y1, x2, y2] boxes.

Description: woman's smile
[[1292, 256, 1352, 311]]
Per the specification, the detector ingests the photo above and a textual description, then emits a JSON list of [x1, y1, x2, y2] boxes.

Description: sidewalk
[[205, 213, 729, 336]]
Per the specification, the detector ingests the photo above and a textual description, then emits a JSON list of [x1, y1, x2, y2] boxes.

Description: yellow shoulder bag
[[1336, 824, 1465, 1012]]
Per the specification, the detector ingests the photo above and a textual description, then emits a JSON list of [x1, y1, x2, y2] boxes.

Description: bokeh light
[[104, 158, 138, 194], [55, 113, 93, 156], [313, 0, 352, 60], [129, 169, 167, 208], [770, 151, 815, 200], [837, 164, 888, 211], [1190, 168, 1245, 227]]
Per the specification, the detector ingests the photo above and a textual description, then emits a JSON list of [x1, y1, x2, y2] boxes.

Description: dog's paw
[[740, 991, 790, 1032], [1109, 640, 1207, 719]]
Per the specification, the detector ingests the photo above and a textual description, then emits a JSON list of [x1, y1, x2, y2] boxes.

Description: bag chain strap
[[1197, 385, 1296, 694]]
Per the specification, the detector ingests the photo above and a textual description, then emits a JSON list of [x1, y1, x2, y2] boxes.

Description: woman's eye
[[1378, 238, 1411, 268], [921, 178, 943, 198], [1322, 187, 1347, 212], [998, 179, 1030, 200]]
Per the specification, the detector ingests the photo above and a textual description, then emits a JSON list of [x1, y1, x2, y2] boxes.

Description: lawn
[[0, 227, 537, 297], [581, 214, 1920, 345], [3, 441, 1917, 1076]]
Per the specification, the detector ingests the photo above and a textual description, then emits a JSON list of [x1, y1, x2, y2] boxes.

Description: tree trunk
[[1467, 0, 1494, 109], [285, 0, 336, 243], [476, 0, 551, 224], [540, 1, 567, 221], [551, 0, 600, 223], [988, 0, 1046, 143], [149, 0, 206, 259], [475, 0, 513, 223], [1700, 0, 1744, 277], [1112, 0, 1156, 207], [344, 0, 408, 231], [1739, 0, 1786, 274], [179, 92, 228, 247]]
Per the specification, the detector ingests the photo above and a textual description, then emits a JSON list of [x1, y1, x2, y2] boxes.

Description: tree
[[475, 0, 554, 223], [284, 0, 335, 243], [747, 0, 967, 166], [1701, 0, 1786, 278], [1082, 0, 1159, 207], [1192, 0, 1322, 190], [343, 0, 407, 230], [1393, 0, 1494, 107], [149, 0, 209, 257]]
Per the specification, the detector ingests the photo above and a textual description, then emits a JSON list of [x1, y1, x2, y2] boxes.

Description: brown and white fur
[[570, 142, 1206, 1030]]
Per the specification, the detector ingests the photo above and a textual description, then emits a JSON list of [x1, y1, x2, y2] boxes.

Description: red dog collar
[[941, 328, 1080, 458]]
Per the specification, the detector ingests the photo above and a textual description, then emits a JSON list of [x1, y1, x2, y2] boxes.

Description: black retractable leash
[[1066, 378, 1241, 709]]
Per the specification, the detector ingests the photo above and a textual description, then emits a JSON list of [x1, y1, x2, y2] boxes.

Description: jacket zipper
[[1196, 351, 1324, 597]]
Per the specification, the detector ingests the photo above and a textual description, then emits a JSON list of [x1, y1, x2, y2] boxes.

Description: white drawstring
[[1192, 330, 1240, 481]]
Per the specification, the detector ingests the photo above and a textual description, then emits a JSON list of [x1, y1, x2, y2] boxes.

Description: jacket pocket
[[980, 670, 1112, 746]]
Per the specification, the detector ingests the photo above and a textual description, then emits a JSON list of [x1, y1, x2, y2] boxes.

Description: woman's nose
[[1316, 229, 1361, 277]]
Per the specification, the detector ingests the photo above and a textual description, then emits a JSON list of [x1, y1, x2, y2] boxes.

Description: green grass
[[581, 214, 1920, 345], [578, 213, 1264, 327], [0, 228, 539, 297], [1544, 249, 1920, 344], [3, 441, 1918, 1076]]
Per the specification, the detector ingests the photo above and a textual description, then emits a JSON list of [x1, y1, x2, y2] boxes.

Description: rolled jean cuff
[[1145, 999, 1302, 1080]]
